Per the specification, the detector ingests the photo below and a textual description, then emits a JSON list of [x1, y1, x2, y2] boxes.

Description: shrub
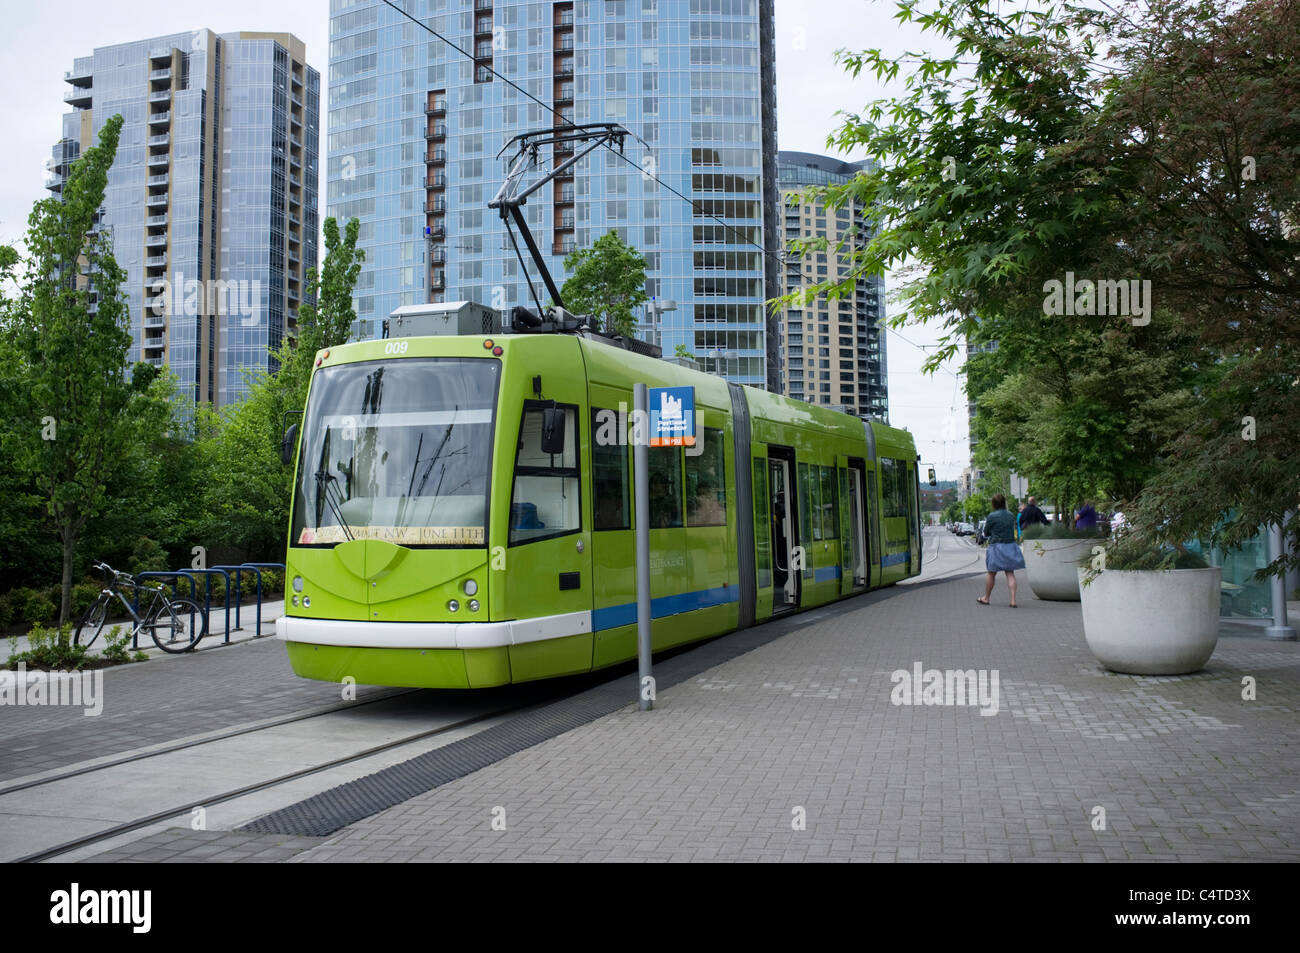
[[7, 623, 90, 671], [1022, 523, 1106, 541], [127, 536, 170, 577], [9, 588, 57, 627], [1080, 533, 1210, 580], [70, 581, 101, 618], [0, 592, 14, 628]]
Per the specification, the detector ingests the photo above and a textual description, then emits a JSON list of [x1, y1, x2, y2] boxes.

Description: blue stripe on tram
[[813, 565, 842, 583], [592, 584, 739, 632], [881, 551, 908, 567]]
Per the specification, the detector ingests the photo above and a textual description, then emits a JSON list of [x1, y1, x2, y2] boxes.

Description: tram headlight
[[447, 599, 460, 612], [292, 576, 304, 593], [302, 596, 311, 608], [291, 595, 299, 607], [463, 579, 478, 596], [468, 599, 480, 612]]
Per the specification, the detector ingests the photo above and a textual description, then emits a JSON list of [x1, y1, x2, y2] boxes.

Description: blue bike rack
[[240, 563, 286, 638]]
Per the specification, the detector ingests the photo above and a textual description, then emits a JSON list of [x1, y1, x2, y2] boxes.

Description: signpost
[[633, 383, 697, 711]]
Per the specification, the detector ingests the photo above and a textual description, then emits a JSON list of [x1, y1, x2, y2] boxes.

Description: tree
[[561, 231, 648, 338], [789, 0, 1300, 574], [0, 114, 138, 624]]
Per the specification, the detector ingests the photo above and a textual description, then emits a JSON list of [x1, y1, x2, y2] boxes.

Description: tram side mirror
[[928, 468, 937, 486], [281, 423, 299, 466], [540, 407, 565, 455]]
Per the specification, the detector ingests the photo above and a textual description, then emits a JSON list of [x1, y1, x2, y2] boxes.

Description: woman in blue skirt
[[978, 493, 1025, 607]]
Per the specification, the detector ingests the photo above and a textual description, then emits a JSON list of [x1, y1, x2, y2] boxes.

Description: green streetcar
[[276, 329, 922, 688]]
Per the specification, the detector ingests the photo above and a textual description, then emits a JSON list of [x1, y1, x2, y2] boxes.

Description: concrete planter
[[1022, 537, 1097, 601], [1077, 567, 1221, 675]]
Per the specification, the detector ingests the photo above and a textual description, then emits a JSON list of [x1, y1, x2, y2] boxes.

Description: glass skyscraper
[[49, 30, 320, 407], [327, 0, 780, 390], [776, 150, 889, 419]]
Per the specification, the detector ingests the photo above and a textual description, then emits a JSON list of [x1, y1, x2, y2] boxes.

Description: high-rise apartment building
[[48, 30, 320, 407], [776, 151, 888, 419], [327, 0, 780, 390]]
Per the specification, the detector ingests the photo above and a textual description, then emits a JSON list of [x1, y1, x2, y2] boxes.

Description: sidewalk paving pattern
[[82, 544, 1300, 863]]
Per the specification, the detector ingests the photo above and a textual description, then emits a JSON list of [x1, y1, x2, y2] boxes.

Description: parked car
[[956, 521, 976, 536], [975, 519, 988, 544]]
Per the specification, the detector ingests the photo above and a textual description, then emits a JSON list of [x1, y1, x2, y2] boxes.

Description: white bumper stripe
[[275, 610, 592, 649]]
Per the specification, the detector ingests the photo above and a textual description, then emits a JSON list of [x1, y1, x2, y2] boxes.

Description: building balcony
[[146, 214, 167, 227], [147, 153, 169, 167], [143, 337, 166, 352], [150, 67, 171, 80], [291, 112, 302, 127], [427, 173, 447, 189], [291, 93, 303, 108], [475, 0, 492, 10], [556, 11, 575, 26], [289, 250, 300, 264], [554, 84, 574, 104], [475, 66, 493, 83], [430, 248, 445, 264], [144, 356, 165, 367], [475, 17, 493, 36], [290, 174, 301, 188], [426, 123, 448, 141], [556, 189, 575, 204], [290, 153, 301, 168], [425, 199, 447, 214], [426, 99, 447, 116], [289, 211, 301, 226], [44, 174, 63, 192], [426, 224, 446, 240], [148, 89, 170, 103], [148, 133, 170, 147], [146, 235, 167, 249], [556, 59, 574, 76], [148, 111, 170, 126], [553, 240, 576, 256], [557, 216, 575, 230], [65, 64, 93, 84], [431, 271, 446, 290], [149, 46, 174, 62], [428, 148, 447, 165], [145, 255, 167, 268], [144, 315, 166, 329], [290, 134, 302, 148], [287, 286, 299, 301], [475, 41, 493, 58]]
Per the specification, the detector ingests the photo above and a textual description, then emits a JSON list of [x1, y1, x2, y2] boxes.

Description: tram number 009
[[384, 341, 409, 354]]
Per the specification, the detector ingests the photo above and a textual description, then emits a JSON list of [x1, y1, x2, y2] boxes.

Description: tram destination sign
[[648, 386, 696, 448]]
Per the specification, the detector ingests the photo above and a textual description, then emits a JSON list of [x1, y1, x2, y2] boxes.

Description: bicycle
[[75, 561, 209, 654]]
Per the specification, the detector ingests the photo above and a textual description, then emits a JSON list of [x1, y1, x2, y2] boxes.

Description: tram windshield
[[290, 358, 500, 547]]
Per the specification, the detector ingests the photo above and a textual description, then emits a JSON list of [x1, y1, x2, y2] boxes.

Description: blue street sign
[[649, 386, 695, 447]]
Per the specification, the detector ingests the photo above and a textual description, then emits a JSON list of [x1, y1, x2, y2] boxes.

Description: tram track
[[8, 689, 551, 863]]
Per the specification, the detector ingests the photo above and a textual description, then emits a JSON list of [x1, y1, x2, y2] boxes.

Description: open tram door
[[839, 456, 869, 594], [767, 446, 800, 612]]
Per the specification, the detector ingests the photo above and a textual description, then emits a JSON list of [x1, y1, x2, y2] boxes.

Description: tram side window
[[509, 404, 581, 545], [753, 458, 771, 588], [820, 465, 838, 539], [591, 408, 630, 530], [686, 428, 726, 526], [648, 446, 683, 528], [880, 458, 909, 518], [798, 461, 815, 553]]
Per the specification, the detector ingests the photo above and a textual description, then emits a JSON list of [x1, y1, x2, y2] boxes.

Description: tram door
[[839, 457, 868, 593], [768, 453, 799, 611]]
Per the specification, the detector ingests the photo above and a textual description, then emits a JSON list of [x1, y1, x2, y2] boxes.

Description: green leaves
[[560, 231, 649, 338]]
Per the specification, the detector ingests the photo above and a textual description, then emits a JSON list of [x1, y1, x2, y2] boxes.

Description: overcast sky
[[0, 0, 969, 477]]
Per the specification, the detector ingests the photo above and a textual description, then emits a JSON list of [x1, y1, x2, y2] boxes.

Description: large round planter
[[1022, 537, 1097, 601], [1077, 567, 1221, 675]]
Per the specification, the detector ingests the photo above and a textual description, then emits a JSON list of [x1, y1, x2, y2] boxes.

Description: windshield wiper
[[314, 470, 356, 542]]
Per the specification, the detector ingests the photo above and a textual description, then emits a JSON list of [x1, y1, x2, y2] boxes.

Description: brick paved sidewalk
[[93, 569, 1300, 862]]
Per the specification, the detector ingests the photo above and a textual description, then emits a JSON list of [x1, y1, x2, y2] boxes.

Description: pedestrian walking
[[978, 493, 1025, 608], [1016, 502, 1027, 540], [1075, 499, 1098, 530], [1021, 496, 1049, 528]]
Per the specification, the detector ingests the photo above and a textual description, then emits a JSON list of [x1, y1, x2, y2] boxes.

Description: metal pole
[[634, 382, 653, 710], [1266, 522, 1297, 640]]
